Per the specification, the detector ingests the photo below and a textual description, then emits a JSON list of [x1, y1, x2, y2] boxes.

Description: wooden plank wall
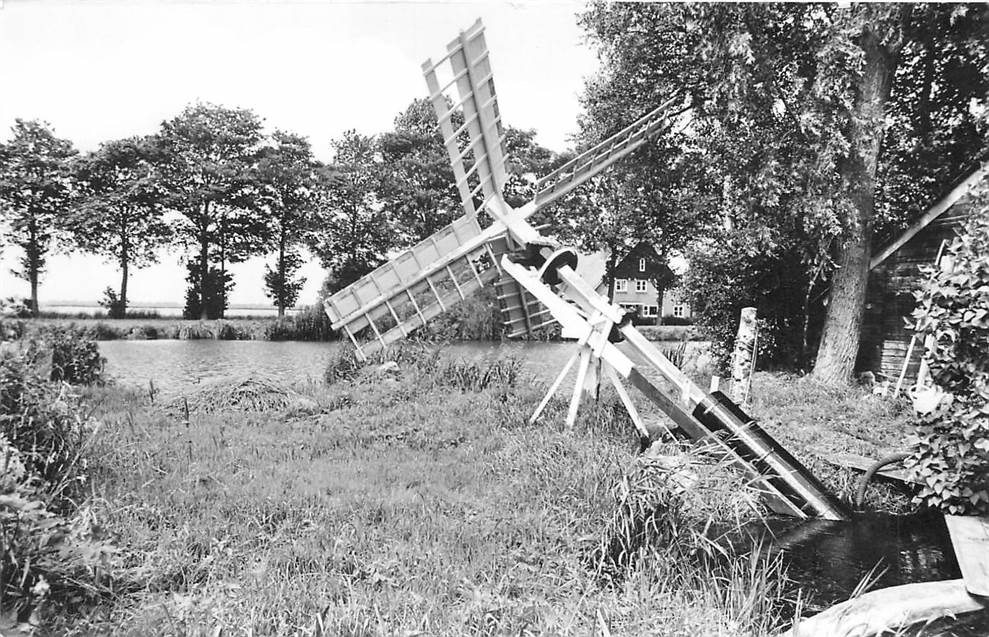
[[859, 196, 975, 384]]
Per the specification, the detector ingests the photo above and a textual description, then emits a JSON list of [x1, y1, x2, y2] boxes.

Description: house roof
[[870, 159, 989, 270]]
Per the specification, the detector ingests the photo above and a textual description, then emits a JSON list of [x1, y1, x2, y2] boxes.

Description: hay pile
[[176, 376, 314, 413]]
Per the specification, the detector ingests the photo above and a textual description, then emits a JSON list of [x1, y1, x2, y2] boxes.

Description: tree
[[579, 3, 989, 383], [68, 136, 169, 317], [308, 130, 393, 294], [152, 103, 265, 319], [253, 131, 338, 316], [375, 99, 463, 245], [0, 119, 77, 317], [263, 249, 306, 314]]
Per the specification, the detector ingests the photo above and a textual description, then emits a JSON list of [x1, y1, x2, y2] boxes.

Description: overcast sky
[[0, 0, 599, 307]]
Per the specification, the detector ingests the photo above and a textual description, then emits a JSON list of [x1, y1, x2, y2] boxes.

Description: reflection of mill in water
[[763, 512, 960, 608]]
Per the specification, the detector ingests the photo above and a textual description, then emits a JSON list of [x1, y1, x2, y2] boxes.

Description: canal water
[[98, 340, 988, 632], [98, 339, 579, 392]]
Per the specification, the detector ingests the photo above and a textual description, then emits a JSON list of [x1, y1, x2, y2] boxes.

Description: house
[[857, 161, 988, 384], [593, 241, 692, 324]]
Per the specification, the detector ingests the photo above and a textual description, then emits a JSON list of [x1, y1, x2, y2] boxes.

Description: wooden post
[[730, 307, 758, 405]]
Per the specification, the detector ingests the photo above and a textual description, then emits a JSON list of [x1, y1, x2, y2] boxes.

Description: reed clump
[[325, 340, 524, 394]]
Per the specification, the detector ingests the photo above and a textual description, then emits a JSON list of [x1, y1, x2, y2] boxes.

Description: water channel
[[98, 340, 988, 632]]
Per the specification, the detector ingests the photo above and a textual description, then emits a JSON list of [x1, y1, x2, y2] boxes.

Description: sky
[[0, 0, 600, 307]]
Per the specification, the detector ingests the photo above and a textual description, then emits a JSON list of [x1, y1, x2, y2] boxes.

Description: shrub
[[682, 235, 822, 372], [45, 329, 106, 385], [660, 315, 694, 326], [905, 208, 989, 515], [264, 304, 336, 341], [98, 286, 125, 319], [1, 347, 89, 486]]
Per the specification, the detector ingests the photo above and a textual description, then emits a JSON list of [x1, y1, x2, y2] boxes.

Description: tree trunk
[[120, 256, 129, 318], [119, 223, 129, 317], [199, 217, 210, 321], [27, 218, 39, 318], [218, 216, 227, 320], [812, 26, 900, 384], [277, 232, 286, 318], [28, 270, 39, 318]]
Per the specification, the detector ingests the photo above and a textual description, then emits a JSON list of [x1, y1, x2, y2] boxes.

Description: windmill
[[323, 19, 849, 521]]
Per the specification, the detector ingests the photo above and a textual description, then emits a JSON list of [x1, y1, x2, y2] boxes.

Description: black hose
[[855, 452, 911, 509]]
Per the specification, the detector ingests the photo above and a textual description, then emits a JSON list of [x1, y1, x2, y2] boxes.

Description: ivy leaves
[[907, 187, 989, 515]]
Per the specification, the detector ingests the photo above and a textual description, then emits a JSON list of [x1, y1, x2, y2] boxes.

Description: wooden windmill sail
[[324, 19, 850, 521]]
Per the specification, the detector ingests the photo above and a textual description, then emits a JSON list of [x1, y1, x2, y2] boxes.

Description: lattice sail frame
[[422, 19, 508, 219]]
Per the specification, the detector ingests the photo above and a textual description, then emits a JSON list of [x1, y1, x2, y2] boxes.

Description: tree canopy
[[0, 119, 77, 316], [252, 131, 338, 315], [69, 136, 169, 317], [579, 3, 989, 380], [153, 103, 266, 319]]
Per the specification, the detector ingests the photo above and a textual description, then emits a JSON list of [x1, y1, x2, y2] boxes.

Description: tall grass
[[324, 340, 522, 392], [44, 351, 796, 635]]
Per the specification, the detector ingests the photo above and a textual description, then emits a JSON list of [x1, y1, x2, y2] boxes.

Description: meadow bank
[[0, 316, 698, 343], [1, 330, 921, 635]]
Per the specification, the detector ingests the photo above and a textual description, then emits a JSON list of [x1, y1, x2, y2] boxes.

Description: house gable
[[613, 241, 674, 284]]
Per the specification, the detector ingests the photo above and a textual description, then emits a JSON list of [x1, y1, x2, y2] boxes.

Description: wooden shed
[[857, 161, 988, 385]]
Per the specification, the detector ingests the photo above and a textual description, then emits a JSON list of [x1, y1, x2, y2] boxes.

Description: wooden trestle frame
[[324, 19, 849, 521]]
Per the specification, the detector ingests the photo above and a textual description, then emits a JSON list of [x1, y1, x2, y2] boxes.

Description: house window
[[615, 279, 628, 292], [673, 304, 685, 318], [635, 279, 648, 293], [638, 258, 646, 272], [642, 305, 658, 317]]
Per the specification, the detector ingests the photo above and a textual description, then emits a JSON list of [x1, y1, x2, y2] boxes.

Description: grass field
[[44, 351, 914, 635]]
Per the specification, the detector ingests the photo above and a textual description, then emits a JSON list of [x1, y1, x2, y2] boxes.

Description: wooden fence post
[[730, 307, 758, 406]]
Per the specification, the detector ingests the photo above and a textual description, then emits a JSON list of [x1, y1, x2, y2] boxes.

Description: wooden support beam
[[530, 344, 583, 425], [445, 264, 465, 299], [567, 349, 592, 429], [605, 363, 648, 439]]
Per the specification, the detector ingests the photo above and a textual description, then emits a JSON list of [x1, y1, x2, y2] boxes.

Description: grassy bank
[[1, 311, 335, 342], [41, 351, 800, 636], [3, 292, 698, 344], [11, 342, 918, 634]]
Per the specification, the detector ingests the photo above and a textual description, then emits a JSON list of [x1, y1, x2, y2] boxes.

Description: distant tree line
[[0, 100, 558, 320]]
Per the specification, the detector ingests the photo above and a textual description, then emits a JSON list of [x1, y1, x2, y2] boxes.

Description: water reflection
[[734, 512, 961, 610]]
